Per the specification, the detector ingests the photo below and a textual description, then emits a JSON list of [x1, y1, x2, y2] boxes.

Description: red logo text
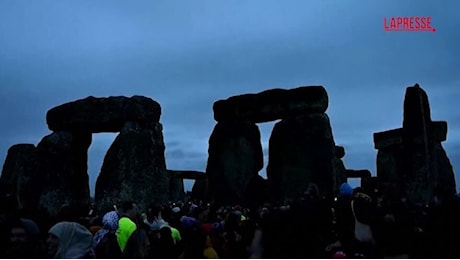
[[384, 16, 436, 32]]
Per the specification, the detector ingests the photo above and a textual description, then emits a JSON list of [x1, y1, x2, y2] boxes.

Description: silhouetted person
[[425, 187, 460, 258], [116, 201, 138, 253], [47, 221, 94, 258], [155, 225, 178, 258], [327, 183, 355, 256], [6, 218, 46, 258], [93, 211, 121, 259], [122, 228, 150, 258]]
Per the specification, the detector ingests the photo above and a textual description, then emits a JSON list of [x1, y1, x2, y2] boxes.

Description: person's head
[[47, 221, 93, 258], [339, 183, 353, 197], [7, 218, 42, 258], [10, 223, 27, 244], [303, 183, 320, 200], [8, 223, 28, 256], [171, 206, 181, 215], [57, 204, 74, 222], [102, 211, 119, 232], [147, 203, 162, 218], [121, 201, 138, 220], [353, 187, 365, 195], [159, 225, 174, 243], [47, 233, 59, 258]]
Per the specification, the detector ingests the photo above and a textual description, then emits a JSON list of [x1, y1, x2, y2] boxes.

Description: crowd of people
[[1, 182, 460, 258]]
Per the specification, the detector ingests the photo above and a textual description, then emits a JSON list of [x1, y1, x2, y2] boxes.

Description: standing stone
[[374, 84, 456, 204], [95, 121, 169, 213], [433, 143, 456, 196], [0, 144, 36, 211], [33, 131, 92, 217], [402, 85, 433, 202], [167, 171, 185, 202], [169, 176, 185, 202], [376, 146, 404, 196], [267, 113, 336, 201], [361, 176, 379, 196], [167, 170, 206, 201], [206, 121, 263, 205], [333, 146, 347, 195], [244, 175, 267, 208], [192, 179, 209, 201]]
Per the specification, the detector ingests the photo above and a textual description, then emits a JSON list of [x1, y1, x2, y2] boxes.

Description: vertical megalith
[[167, 170, 186, 202], [206, 121, 263, 205], [267, 113, 336, 201], [334, 146, 347, 193], [192, 179, 209, 201], [0, 144, 36, 211], [95, 121, 169, 213], [33, 131, 92, 217], [168, 176, 185, 202], [244, 175, 267, 208], [402, 85, 433, 203], [374, 84, 455, 204]]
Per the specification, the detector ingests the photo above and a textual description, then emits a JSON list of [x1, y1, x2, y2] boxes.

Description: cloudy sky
[[0, 0, 459, 195]]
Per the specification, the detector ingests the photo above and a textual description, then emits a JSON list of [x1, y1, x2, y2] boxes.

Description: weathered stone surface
[[47, 96, 161, 132], [168, 173, 185, 202], [95, 121, 169, 213], [33, 131, 92, 217], [402, 85, 436, 203], [267, 113, 336, 201], [361, 176, 379, 196], [0, 95, 169, 217], [167, 170, 206, 180], [213, 86, 328, 123], [430, 121, 447, 142], [402, 139, 456, 203], [244, 175, 267, 208], [167, 170, 205, 202], [335, 146, 345, 159], [376, 146, 404, 188], [333, 158, 347, 194], [374, 121, 447, 149], [0, 144, 36, 210], [402, 84, 431, 138], [374, 84, 456, 204], [346, 169, 372, 178], [191, 179, 209, 201], [432, 143, 456, 197], [374, 129, 403, 149], [206, 121, 263, 205]]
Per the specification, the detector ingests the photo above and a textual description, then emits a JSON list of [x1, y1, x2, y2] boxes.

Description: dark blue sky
[[1, 0, 459, 194]]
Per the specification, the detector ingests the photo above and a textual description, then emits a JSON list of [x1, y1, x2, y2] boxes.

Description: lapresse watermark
[[384, 16, 436, 32]]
